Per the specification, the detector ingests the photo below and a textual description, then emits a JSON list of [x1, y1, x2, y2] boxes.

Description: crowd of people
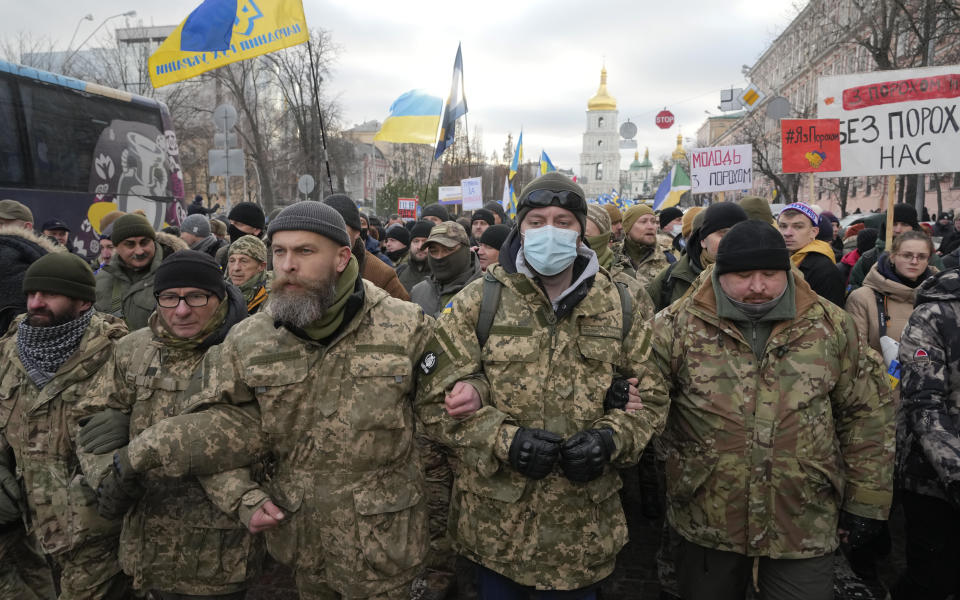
[[0, 170, 956, 600]]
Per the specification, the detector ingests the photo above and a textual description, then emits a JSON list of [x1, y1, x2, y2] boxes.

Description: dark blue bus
[[0, 60, 184, 259]]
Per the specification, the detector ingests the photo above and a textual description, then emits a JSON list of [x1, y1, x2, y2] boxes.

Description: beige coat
[[845, 263, 934, 353]]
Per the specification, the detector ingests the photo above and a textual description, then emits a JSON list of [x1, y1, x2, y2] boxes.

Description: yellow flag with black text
[[149, 0, 308, 88]]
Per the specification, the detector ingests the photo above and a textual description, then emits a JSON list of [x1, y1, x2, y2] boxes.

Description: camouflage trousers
[[294, 569, 412, 600], [415, 435, 457, 584], [0, 527, 56, 600], [52, 536, 131, 600], [151, 591, 246, 599]]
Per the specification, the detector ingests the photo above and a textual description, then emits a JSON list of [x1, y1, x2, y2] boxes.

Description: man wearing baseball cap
[[410, 221, 481, 318], [82, 201, 433, 599], [0, 199, 34, 230], [0, 252, 130, 599], [414, 172, 668, 598], [650, 220, 893, 599], [78, 250, 258, 598], [776, 202, 845, 306], [41, 219, 71, 250]]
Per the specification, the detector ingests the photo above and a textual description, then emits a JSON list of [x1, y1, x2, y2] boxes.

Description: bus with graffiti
[[0, 59, 184, 259]]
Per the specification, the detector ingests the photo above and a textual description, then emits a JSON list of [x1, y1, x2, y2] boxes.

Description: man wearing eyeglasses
[[77, 250, 260, 599], [414, 172, 668, 598]]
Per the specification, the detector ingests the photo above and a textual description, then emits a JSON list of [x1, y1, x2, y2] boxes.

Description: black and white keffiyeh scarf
[[16, 308, 93, 388]]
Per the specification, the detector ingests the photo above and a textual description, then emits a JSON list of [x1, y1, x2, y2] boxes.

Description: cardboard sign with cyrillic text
[[780, 119, 842, 173]]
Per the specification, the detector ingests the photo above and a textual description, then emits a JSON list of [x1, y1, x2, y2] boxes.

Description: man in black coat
[[777, 202, 845, 306]]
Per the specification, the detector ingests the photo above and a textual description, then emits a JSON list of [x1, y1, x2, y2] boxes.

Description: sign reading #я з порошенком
[[818, 65, 960, 177]]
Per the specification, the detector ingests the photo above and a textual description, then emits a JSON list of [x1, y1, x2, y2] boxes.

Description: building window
[[953, 172, 960, 189], [598, 116, 605, 128], [865, 177, 872, 195], [596, 163, 603, 180], [597, 140, 603, 148]]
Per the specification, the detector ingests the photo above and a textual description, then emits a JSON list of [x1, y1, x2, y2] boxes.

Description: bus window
[[0, 79, 25, 185]]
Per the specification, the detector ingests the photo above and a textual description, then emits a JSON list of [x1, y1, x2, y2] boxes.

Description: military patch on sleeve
[[442, 301, 453, 315], [914, 348, 929, 360], [419, 351, 439, 375]]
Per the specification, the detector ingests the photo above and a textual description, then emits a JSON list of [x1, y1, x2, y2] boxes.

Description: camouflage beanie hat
[[228, 235, 267, 264]]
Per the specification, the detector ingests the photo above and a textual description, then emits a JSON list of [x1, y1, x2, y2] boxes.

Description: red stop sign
[[655, 110, 675, 129]]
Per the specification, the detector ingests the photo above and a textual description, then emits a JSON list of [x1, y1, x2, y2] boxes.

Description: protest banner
[[398, 197, 418, 220], [780, 119, 842, 173], [461, 177, 483, 210], [438, 186, 462, 205], [818, 65, 960, 176], [689, 144, 753, 194]]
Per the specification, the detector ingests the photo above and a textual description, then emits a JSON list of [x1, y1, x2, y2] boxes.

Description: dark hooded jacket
[[0, 226, 64, 334]]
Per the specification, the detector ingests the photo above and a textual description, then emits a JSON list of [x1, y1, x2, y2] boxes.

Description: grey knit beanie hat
[[180, 214, 211, 238], [267, 201, 351, 247]]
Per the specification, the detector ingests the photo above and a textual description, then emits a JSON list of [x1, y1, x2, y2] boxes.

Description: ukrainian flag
[[509, 131, 523, 180], [539, 150, 556, 175], [374, 90, 443, 145], [149, 0, 309, 88]]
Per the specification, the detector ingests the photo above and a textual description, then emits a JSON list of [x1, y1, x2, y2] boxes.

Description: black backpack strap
[[873, 290, 888, 338], [476, 273, 503, 349], [658, 262, 679, 311], [615, 280, 633, 340]]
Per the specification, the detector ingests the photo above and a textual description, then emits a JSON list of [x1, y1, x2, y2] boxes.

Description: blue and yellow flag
[[149, 0, 309, 88], [434, 44, 468, 159], [374, 90, 442, 145], [508, 183, 518, 219], [509, 131, 523, 180], [539, 150, 556, 175], [652, 165, 692, 210]]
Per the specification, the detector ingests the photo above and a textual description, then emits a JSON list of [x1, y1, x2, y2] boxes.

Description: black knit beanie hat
[[155, 250, 226, 300], [480, 224, 511, 250], [323, 194, 362, 232], [421, 204, 450, 222], [857, 228, 880, 254], [23, 253, 96, 302], [700, 203, 749, 240], [268, 201, 351, 247], [471, 209, 496, 226], [385, 225, 410, 246], [516, 172, 587, 235], [716, 220, 791, 275], [658, 207, 684, 230], [228, 202, 266, 231], [409, 220, 435, 240]]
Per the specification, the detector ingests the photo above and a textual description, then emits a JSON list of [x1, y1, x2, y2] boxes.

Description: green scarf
[[239, 270, 268, 304], [624, 237, 653, 266], [586, 232, 614, 271], [150, 298, 229, 351], [302, 255, 359, 341]]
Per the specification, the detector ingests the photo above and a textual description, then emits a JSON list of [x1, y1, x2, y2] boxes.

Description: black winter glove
[[78, 409, 130, 454], [838, 510, 884, 550], [508, 428, 563, 480], [96, 448, 144, 520], [560, 429, 616, 483], [0, 464, 21, 525], [604, 376, 630, 412]]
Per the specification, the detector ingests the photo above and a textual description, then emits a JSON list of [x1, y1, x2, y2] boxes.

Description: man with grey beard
[[85, 201, 434, 599]]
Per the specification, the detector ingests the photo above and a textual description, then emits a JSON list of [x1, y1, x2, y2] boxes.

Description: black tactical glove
[[604, 376, 630, 412], [96, 448, 144, 520], [78, 409, 130, 454], [838, 510, 884, 550], [560, 429, 616, 483], [508, 428, 563, 480], [0, 464, 21, 525]]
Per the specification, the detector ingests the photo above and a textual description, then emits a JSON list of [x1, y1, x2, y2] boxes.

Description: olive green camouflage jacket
[[117, 281, 433, 598], [0, 312, 126, 556], [94, 245, 163, 332], [414, 263, 669, 590], [79, 323, 263, 595], [651, 270, 895, 559]]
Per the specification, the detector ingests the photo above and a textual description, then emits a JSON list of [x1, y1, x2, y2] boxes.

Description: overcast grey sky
[[4, 0, 801, 176]]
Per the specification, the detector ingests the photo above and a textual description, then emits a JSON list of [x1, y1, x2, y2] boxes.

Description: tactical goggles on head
[[520, 189, 586, 213]]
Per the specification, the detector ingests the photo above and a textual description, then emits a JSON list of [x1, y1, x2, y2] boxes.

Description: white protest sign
[[689, 144, 753, 193], [438, 186, 462, 205], [461, 176, 483, 210], [818, 65, 960, 176]]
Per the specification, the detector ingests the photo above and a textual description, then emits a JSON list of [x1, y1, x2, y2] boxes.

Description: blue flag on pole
[[434, 43, 468, 159]]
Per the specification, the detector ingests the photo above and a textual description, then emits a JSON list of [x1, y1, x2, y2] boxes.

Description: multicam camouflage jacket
[[414, 262, 669, 591], [79, 319, 263, 595], [897, 269, 960, 503], [651, 270, 894, 559], [118, 280, 433, 598], [0, 312, 126, 556]]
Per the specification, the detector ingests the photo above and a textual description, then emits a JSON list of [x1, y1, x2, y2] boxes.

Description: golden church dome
[[587, 68, 617, 111]]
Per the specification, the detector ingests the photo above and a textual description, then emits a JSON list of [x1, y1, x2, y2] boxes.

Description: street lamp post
[[62, 10, 136, 74], [64, 13, 94, 71]]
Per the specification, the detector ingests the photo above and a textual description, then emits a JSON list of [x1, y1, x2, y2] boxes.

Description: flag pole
[[460, 45, 472, 179], [307, 39, 335, 196]]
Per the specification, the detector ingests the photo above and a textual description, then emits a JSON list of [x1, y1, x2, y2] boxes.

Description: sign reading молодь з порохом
[[818, 65, 960, 176]]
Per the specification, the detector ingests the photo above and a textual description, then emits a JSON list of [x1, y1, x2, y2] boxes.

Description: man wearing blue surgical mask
[[413, 171, 669, 599]]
